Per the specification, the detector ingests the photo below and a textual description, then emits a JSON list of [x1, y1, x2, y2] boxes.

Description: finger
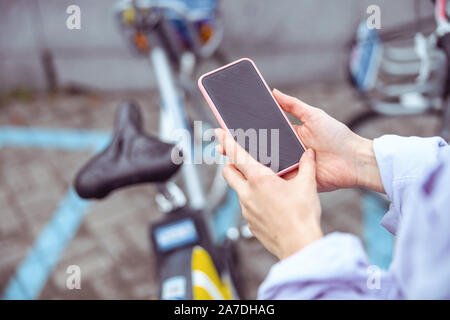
[[222, 163, 248, 194], [215, 144, 224, 155], [273, 89, 315, 122], [294, 148, 317, 186], [215, 128, 271, 178]]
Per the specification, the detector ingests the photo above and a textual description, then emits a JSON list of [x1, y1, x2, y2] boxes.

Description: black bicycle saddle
[[74, 101, 182, 199]]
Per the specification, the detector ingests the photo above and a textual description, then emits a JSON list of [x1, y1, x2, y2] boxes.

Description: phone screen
[[201, 59, 304, 173]]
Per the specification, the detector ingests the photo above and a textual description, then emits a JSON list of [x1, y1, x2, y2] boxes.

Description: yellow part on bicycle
[[122, 7, 135, 25], [191, 246, 234, 300]]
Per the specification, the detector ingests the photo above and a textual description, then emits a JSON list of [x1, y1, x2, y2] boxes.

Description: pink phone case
[[198, 57, 306, 176]]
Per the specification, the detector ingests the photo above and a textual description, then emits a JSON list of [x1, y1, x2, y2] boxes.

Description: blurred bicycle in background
[[74, 0, 248, 300], [347, 0, 450, 268]]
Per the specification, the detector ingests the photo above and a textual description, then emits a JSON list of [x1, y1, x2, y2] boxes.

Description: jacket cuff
[[258, 232, 369, 299], [373, 135, 447, 234]]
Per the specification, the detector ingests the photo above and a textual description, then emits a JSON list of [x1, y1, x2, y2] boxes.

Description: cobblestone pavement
[[0, 84, 441, 299]]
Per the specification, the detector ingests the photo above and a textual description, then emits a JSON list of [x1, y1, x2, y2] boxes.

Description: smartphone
[[198, 58, 305, 175]]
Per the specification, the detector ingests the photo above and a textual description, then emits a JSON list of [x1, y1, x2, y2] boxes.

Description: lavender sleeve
[[372, 135, 448, 234], [258, 232, 401, 299], [258, 135, 450, 300]]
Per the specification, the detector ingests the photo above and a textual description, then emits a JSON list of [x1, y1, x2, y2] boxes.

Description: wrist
[[279, 219, 323, 260], [353, 136, 385, 193]]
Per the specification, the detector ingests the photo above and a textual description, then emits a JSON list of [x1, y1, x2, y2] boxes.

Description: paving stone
[[0, 192, 21, 237], [0, 240, 29, 291]]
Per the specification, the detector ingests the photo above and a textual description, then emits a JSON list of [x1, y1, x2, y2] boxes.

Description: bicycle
[[346, 0, 450, 268], [74, 0, 248, 300]]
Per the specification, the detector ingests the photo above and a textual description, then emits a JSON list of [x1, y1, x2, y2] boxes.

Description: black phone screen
[[201, 59, 305, 173]]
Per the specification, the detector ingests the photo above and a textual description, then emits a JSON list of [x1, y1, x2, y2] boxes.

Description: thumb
[[273, 89, 314, 123], [294, 149, 317, 186]]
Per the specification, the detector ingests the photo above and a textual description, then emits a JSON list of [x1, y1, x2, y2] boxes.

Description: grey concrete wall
[[0, 0, 434, 90]]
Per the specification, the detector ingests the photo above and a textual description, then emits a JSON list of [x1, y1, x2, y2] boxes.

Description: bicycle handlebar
[[115, 0, 223, 58]]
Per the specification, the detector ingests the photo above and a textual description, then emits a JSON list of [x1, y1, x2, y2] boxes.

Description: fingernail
[[307, 149, 315, 159], [273, 88, 280, 94]]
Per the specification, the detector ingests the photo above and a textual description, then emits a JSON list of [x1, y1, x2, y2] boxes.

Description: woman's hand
[[215, 128, 323, 260], [273, 89, 384, 193]]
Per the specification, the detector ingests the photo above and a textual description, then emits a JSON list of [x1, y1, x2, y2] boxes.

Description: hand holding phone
[[198, 58, 305, 175]]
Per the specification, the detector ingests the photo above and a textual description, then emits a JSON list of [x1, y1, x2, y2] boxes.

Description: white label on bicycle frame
[[162, 276, 186, 300], [154, 218, 198, 252]]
